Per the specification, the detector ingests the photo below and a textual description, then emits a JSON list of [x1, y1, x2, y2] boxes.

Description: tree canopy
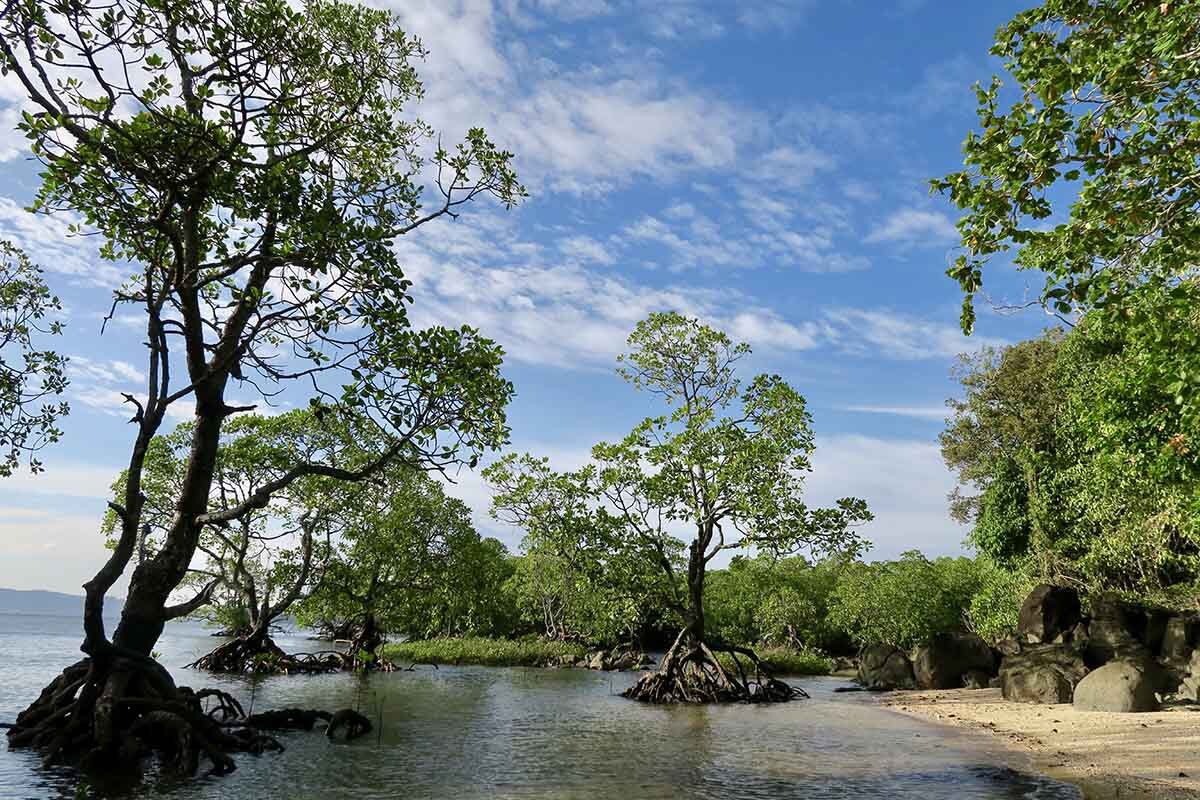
[[3, 0, 524, 773], [935, 0, 1200, 333], [0, 241, 68, 477], [942, 306, 1200, 597]]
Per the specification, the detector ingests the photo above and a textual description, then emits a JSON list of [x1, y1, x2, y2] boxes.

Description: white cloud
[[0, 460, 118, 500], [823, 307, 1005, 360], [865, 207, 959, 246], [70, 357, 146, 386], [747, 145, 835, 189], [0, 508, 117, 593], [558, 234, 616, 265], [807, 434, 968, 559], [0, 198, 129, 287], [841, 404, 949, 421], [900, 54, 980, 117]]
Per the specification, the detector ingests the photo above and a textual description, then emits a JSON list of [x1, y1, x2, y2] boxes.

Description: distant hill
[[0, 587, 122, 616]]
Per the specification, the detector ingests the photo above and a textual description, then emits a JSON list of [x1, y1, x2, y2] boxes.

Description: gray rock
[[995, 638, 1021, 657], [587, 651, 606, 670], [1174, 650, 1200, 702], [1085, 596, 1153, 667], [1000, 644, 1088, 704], [962, 669, 991, 690], [1073, 661, 1162, 713], [1162, 615, 1197, 662], [1018, 585, 1082, 645], [606, 650, 639, 671], [913, 632, 995, 689], [857, 643, 916, 690]]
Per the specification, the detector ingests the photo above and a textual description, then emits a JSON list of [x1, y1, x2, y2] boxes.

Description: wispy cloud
[[865, 207, 959, 246], [823, 307, 1005, 360], [0, 199, 129, 287], [841, 404, 949, 421], [807, 434, 967, 559]]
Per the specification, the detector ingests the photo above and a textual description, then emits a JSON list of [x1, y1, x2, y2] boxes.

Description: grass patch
[[382, 636, 587, 667], [716, 646, 832, 676]]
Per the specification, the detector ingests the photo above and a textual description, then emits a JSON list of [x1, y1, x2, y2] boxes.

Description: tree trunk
[[622, 541, 804, 705]]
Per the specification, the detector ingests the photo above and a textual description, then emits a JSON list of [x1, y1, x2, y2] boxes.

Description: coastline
[[879, 687, 1200, 799]]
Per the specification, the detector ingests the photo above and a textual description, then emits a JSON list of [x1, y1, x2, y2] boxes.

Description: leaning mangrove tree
[[2, 0, 521, 776]]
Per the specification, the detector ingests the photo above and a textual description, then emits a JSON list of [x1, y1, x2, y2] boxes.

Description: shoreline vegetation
[[881, 687, 1200, 800], [380, 637, 835, 676]]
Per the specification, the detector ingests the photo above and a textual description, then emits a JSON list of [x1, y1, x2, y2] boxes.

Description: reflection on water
[[0, 612, 1079, 800]]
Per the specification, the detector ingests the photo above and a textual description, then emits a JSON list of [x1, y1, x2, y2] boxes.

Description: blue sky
[[0, 0, 1054, 593]]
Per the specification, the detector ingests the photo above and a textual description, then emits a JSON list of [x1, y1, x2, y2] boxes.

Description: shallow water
[[0, 612, 1079, 800]]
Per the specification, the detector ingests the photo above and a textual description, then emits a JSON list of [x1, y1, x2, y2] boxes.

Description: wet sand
[[881, 687, 1200, 799]]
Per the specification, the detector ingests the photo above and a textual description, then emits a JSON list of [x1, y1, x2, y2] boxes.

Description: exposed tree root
[[5, 654, 368, 777], [189, 632, 397, 675], [622, 632, 809, 704], [188, 635, 342, 674]]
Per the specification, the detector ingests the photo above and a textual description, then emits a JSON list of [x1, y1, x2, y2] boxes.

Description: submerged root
[[6, 654, 367, 777], [187, 635, 342, 675], [189, 634, 396, 675], [622, 633, 809, 705]]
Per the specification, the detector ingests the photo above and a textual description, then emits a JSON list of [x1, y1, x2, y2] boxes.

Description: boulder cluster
[[856, 583, 1200, 713], [558, 648, 655, 671]]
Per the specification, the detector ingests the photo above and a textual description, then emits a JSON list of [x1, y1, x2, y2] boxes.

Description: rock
[[830, 656, 857, 673], [1085, 596, 1153, 667], [587, 651, 606, 670], [1173, 650, 1200, 702], [1000, 644, 1088, 704], [857, 643, 916, 690], [1143, 610, 1170, 654], [963, 669, 991, 690], [606, 650, 639, 671], [1018, 585, 1082, 644], [913, 632, 996, 689], [1162, 615, 1197, 661], [987, 676, 1002, 689], [1073, 661, 1162, 713], [995, 638, 1021, 657]]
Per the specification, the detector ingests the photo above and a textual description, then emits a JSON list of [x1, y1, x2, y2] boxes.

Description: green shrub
[[828, 552, 983, 650], [714, 646, 831, 676], [965, 558, 1036, 643], [382, 636, 586, 667]]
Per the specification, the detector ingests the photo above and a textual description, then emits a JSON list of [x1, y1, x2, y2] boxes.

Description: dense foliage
[[942, 303, 1200, 600], [296, 468, 518, 647], [704, 555, 852, 654], [0, 241, 68, 477], [486, 453, 680, 647], [935, 0, 1200, 334], [827, 552, 984, 650]]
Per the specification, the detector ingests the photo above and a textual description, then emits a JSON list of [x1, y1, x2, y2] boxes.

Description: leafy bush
[[828, 552, 983, 650], [966, 558, 1036, 643], [382, 636, 586, 667], [714, 646, 831, 676], [705, 555, 852, 653]]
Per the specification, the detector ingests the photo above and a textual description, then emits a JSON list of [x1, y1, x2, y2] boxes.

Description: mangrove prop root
[[5, 654, 361, 777], [324, 709, 372, 741], [188, 635, 397, 675], [622, 635, 809, 705]]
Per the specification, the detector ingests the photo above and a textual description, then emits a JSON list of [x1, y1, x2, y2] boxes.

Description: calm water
[[0, 612, 1079, 800]]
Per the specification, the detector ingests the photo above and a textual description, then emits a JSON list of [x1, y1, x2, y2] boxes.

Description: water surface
[[0, 612, 1079, 799]]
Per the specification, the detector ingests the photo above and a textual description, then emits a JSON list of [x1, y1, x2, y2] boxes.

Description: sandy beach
[[881, 687, 1200, 799]]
